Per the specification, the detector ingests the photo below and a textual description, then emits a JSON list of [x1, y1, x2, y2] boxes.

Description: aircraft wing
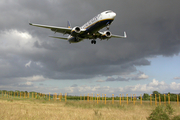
[[29, 23, 72, 34], [111, 32, 127, 38], [97, 31, 127, 39]]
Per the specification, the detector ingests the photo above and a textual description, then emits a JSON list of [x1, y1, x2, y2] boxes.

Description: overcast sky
[[0, 0, 180, 96]]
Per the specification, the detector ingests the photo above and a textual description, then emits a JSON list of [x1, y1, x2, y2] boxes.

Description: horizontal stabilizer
[[49, 36, 68, 40]]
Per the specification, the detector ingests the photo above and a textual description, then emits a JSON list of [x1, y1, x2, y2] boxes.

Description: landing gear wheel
[[91, 40, 94, 44], [91, 40, 96, 44], [94, 40, 96, 44]]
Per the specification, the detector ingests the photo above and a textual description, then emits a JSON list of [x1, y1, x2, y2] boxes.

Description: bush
[[147, 105, 178, 120], [165, 104, 173, 115], [147, 106, 170, 120]]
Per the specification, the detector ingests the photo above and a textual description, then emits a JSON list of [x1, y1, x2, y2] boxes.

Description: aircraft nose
[[111, 12, 116, 19]]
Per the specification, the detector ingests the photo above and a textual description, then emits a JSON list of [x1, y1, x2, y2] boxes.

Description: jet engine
[[71, 26, 81, 36], [103, 31, 112, 38]]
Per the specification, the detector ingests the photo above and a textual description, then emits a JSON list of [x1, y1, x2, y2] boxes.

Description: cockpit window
[[105, 10, 113, 14]]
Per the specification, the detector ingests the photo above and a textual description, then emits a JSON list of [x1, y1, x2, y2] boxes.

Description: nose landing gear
[[106, 25, 110, 30]]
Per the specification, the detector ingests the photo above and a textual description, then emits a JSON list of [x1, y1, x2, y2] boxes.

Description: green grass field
[[0, 96, 180, 120]]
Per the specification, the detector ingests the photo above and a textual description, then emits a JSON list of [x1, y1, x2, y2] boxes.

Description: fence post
[[112, 94, 114, 104], [97, 94, 98, 104], [28, 92, 29, 98], [150, 94, 152, 105], [177, 94, 179, 105], [24, 92, 25, 99], [159, 94, 161, 105], [131, 94, 132, 102], [84, 94, 85, 101], [105, 94, 106, 105], [133, 94, 134, 105], [92, 93, 93, 101], [164, 94, 166, 105], [58, 93, 59, 101], [168, 94, 170, 104], [2, 91, 3, 98], [119, 94, 121, 105], [155, 94, 157, 105], [60, 93, 62, 101], [122, 94, 124, 103], [102, 93, 103, 102], [35, 93, 37, 99], [127, 94, 128, 105], [65, 93, 67, 102], [140, 94, 142, 105], [87, 93, 89, 102]]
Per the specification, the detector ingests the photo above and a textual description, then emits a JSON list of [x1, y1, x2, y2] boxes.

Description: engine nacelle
[[103, 31, 112, 38], [71, 26, 81, 36]]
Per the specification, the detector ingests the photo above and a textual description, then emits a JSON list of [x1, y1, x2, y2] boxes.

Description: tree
[[143, 93, 150, 100], [152, 91, 160, 98]]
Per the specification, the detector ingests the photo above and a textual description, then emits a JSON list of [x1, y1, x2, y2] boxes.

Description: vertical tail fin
[[67, 21, 71, 28]]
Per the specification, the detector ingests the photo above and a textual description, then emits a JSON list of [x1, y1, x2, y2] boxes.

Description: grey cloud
[[39, 83, 44, 86], [105, 71, 148, 82], [174, 77, 180, 80], [71, 84, 78, 87]]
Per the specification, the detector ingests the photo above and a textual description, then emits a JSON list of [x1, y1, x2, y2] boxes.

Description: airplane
[[29, 10, 127, 44]]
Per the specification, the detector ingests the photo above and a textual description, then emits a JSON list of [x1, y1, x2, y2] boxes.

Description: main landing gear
[[91, 40, 96, 44]]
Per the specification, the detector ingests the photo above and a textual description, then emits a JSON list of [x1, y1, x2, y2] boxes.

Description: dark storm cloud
[[0, 0, 180, 86]]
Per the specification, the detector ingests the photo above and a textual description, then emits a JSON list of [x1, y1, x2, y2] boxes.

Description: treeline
[[142, 91, 180, 101]]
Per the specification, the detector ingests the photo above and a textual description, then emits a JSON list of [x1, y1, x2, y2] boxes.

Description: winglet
[[124, 31, 127, 38]]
